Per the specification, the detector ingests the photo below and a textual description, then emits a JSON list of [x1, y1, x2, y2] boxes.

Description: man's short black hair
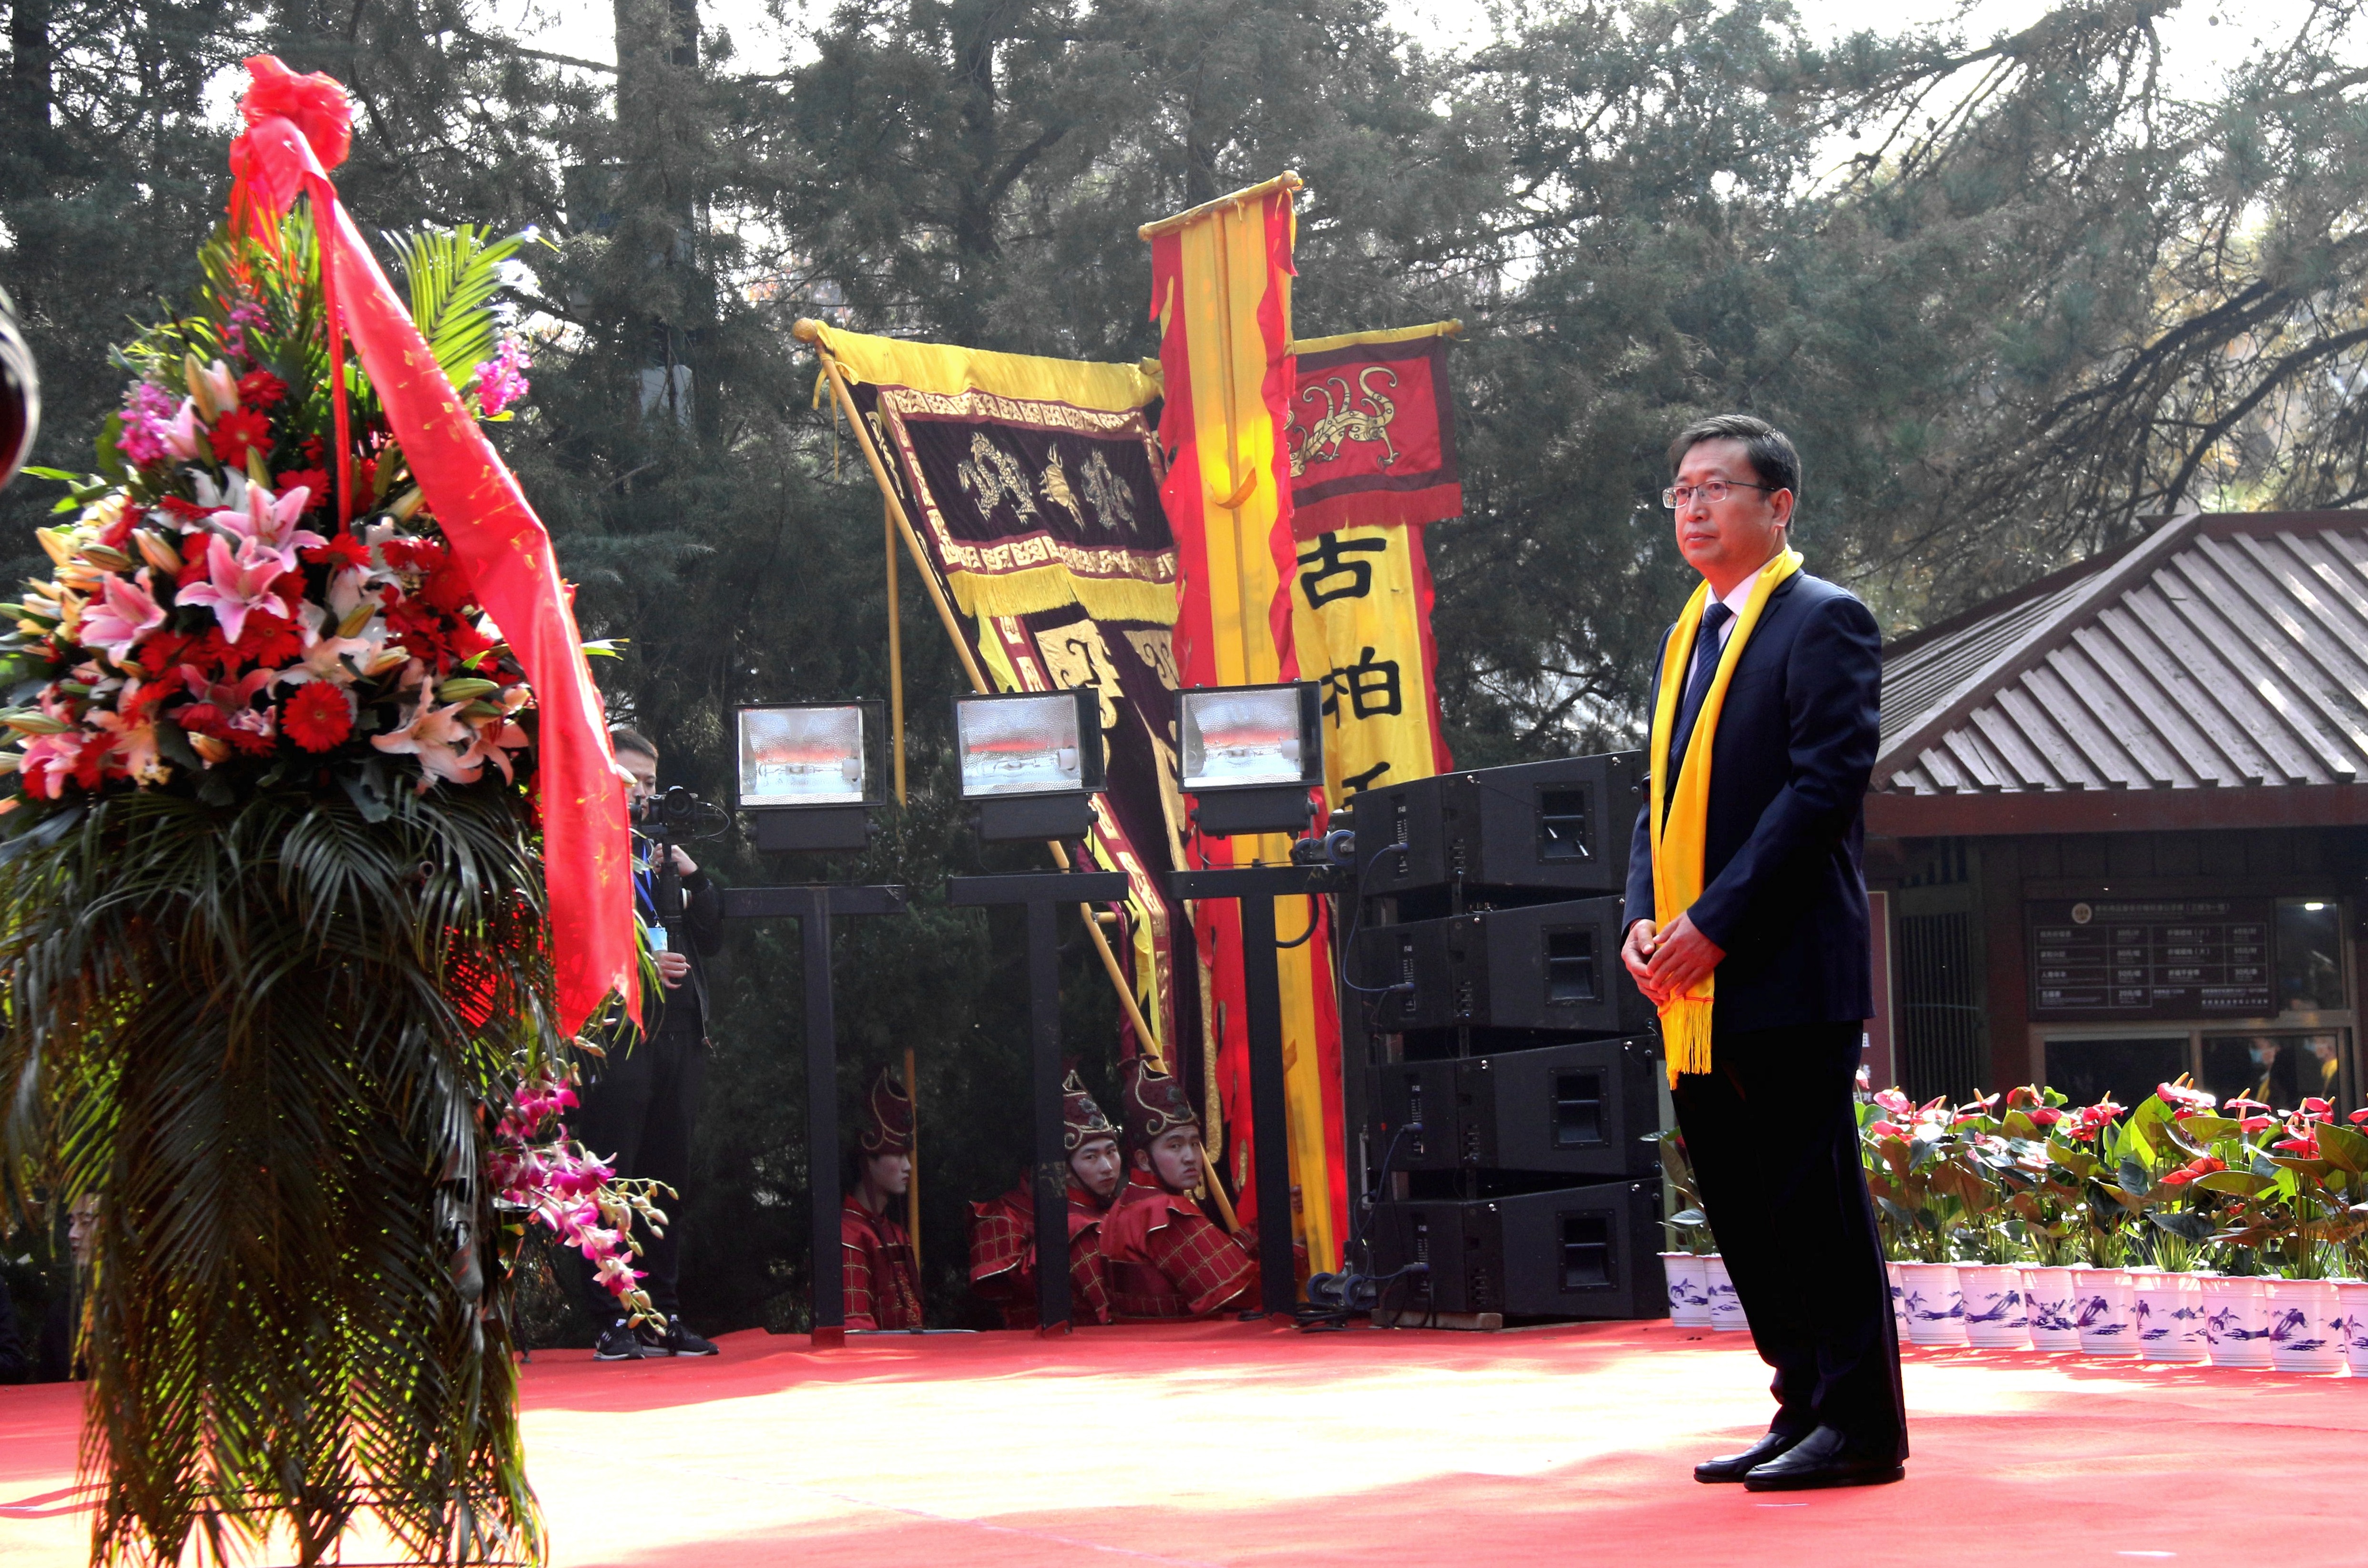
[[610, 726, 658, 762], [1667, 414, 1802, 502]]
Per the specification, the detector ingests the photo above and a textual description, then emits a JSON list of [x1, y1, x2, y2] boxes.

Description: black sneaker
[[655, 1316, 718, 1357], [593, 1318, 651, 1361]]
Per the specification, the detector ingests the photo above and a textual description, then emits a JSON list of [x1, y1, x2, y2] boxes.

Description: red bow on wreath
[[227, 54, 638, 1036]]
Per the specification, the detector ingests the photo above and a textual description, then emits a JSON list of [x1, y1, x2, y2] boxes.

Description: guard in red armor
[[1100, 1058, 1259, 1320], [843, 1066, 923, 1331], [968, 1070, 1123, 1328]]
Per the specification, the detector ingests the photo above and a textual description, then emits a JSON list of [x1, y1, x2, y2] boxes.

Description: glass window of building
[[2274, 899, 2344, 1013]]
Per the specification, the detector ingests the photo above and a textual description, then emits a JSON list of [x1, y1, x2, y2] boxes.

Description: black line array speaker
[[1356, 753, 1642, 902], [1366, 1180, 1663, 1319], [1368, 1035, 1663, 1178], [1351, 895, 1654, 1036]]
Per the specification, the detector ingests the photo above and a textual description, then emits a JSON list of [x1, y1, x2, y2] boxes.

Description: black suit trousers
[[570, 1014, 705, 1320], [1671, 1020, 1906, 1458]]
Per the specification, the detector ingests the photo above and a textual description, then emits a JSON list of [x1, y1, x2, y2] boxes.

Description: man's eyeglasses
[[1662, 480, 1776, 509]]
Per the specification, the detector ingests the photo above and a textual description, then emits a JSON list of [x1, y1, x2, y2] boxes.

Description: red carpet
[[5, 1321, 2365, 1566]]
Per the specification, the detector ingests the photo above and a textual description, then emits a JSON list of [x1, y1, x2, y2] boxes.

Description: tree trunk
[[6, 0, 55, 194]]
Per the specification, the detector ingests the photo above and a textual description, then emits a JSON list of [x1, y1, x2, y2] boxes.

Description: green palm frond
[[388, 225, 533, 394], [0, 784, 558, 1567]]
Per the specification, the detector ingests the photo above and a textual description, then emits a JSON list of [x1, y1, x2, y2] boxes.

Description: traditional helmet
[[1117, 1056, 1198, 1150], [1063, 1069, 1120, 1155], [855, 1064, 915, 1156]]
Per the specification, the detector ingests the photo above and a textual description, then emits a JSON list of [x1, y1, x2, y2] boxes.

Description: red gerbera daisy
[[276, 468, 332, 512], [282, 682, 355, 753], [208, 407, 273, 465], [237, 370, 288, 408], [300, 531, 372, 571]]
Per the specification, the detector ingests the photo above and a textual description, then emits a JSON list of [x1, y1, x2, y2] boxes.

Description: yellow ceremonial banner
[[1148, 173, 1348, 1274], [1290, 522, 1453, 804]]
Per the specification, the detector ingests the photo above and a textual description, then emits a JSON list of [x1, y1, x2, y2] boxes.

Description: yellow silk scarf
[[1647, 548, 1805, 1082]]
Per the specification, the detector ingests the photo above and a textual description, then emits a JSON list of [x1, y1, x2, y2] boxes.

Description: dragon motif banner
[[1285, 325, 1461, 541], [1286, 323, 1460, 805]]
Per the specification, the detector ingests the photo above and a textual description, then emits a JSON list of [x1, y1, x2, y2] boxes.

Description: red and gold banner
[[1286, 325, 1463, 540], [1147, 174, 1346, 1274], [1286, 323, 1461, 803]]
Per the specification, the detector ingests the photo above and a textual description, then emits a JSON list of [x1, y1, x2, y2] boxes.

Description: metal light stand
[[946, 868, 1131, 1334], [720, 881, 906, 1348], [1163, 860, 1350, 1318]]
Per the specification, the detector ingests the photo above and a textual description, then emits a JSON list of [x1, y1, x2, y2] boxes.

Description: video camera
[[631, 784, 728, 927]]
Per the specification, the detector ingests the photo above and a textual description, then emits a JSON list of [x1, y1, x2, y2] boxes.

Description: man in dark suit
[[1620, 415, 1904, 1491]]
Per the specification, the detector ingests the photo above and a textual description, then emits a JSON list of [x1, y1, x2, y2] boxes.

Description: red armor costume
[[1100, 1058, 1258, 1320], [968, 1070, 1117, 1328], [843, 1066, 923, 1331]]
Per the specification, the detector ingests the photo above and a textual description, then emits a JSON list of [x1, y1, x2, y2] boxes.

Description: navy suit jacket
[[1623, 570, 1881, 1034]]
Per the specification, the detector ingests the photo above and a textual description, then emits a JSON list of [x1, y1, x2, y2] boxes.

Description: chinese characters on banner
[[811, 324, 1187, 1065]]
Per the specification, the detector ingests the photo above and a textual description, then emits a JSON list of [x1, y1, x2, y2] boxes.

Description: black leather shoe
[[1743, 1425, 1905, 1491], [1694, 1429, 1804, 1484]]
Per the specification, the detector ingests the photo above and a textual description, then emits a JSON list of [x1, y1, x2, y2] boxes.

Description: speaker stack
[[1342, 753, 1668, 1322]]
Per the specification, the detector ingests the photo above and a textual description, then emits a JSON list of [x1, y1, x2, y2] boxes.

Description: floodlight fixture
[[735, 700, 883, 852], [1176, 681, 1324, 837], [954, 688, 1106, 841]]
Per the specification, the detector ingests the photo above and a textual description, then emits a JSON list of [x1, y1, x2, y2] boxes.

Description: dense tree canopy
[[10, 0, 2368, 1332]]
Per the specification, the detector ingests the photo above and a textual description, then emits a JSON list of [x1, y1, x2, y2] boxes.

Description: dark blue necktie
[[1666, 601, 1735, 785]]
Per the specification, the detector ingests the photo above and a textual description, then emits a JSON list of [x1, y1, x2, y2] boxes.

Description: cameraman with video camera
[[572, 726, 723, 1359]]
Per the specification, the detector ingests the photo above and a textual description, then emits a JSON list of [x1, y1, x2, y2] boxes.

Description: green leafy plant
[[1862, 1091, 1988, 1264], [1647, 1128, 1714, 1255]]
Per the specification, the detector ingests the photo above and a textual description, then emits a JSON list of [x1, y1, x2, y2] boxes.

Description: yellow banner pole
[[885, 499, 907, 806]]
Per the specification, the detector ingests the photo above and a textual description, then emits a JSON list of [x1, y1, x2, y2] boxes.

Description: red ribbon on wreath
[[226, 55, 639, 1035]]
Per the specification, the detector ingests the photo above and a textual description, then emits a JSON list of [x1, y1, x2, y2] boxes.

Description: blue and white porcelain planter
[[2130, 1268, 2207, 1363], [2072, 1265, 2138, 1356], [1660, 1252, 1712, 1328], [2201, 1273, 2272, 1369], [1897, 1261, 1968, 1347], [1888, 1260, 1907, 1330], [1705, 1255, 1746, 1332], [2266, 1278, 2346, 1374], [1957, 1263, 2028, 1349], [2023, 1265, 2080, 1351], [2337, 1280, 2368, 1376]]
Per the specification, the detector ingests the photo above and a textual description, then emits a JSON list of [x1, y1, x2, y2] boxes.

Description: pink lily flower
[[192, 358, 239, 419], [181, 662, 277, 712], [90, 697, 165, 785], [207, 479, 325, 573], [80, 568, 166, 663], [174, 535, 295, 644], [371, 694, 483, 787], [162, 397, 208, 461]]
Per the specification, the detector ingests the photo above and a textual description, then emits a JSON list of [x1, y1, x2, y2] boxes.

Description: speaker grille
[[1560, 1212, 1612, 1289], [1552, 1068, 1604, 1148], [1537, 787, 1590, 861], [1544, 928, 1597, 1003]]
